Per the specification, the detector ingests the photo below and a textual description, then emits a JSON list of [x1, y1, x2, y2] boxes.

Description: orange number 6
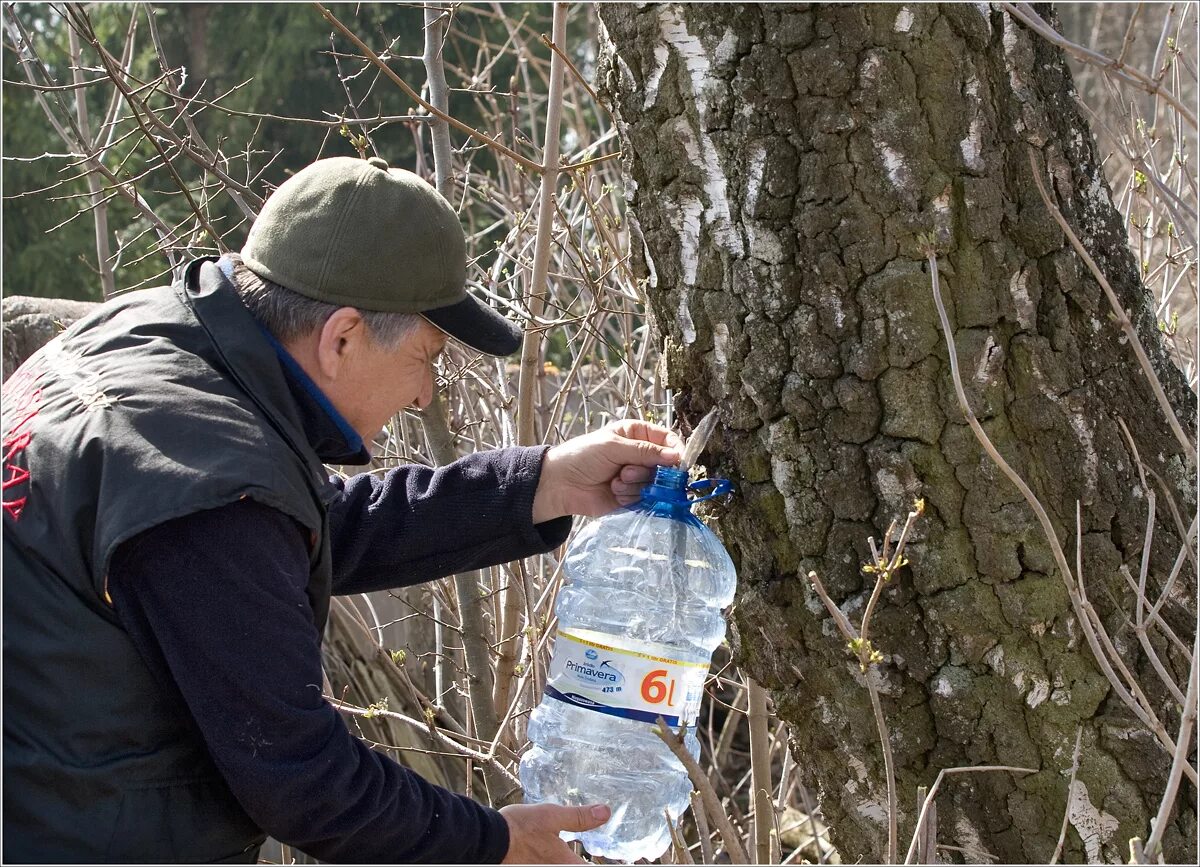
[[642, 669, 668, 704]]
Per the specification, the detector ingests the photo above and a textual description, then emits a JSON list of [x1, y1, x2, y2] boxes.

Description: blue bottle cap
[[640, 465, 734, 509], [641, 465, 689, 504]]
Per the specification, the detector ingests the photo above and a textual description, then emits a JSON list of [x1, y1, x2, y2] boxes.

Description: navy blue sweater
[[107, 342, 572, 863]]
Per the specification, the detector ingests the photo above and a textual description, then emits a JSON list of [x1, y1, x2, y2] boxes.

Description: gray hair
[[226, 253, 424, 349]]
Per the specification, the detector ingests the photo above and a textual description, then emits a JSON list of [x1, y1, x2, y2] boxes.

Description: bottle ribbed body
[[520, 468, 736, 861]]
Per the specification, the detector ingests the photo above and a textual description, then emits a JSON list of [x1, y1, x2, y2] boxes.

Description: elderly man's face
[[338, 317, 448, 445]]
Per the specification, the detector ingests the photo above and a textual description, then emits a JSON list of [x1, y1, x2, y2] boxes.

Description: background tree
[[2, 2, 561, 300], [598, 3, 1195, 863]]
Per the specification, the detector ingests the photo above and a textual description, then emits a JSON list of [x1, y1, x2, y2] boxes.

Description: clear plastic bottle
[[520, 465, 736, 862]]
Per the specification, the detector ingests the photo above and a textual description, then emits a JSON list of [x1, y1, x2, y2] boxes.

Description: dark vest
[[2, 259, 338, 863]]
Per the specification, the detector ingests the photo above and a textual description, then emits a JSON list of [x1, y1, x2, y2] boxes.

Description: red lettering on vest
[[2, 355, 46, 522], [3, 462, 31, 490]]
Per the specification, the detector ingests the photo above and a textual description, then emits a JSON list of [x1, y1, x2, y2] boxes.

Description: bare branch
[[1000, 2, 1196, 129], [313, 2, 543, 174]]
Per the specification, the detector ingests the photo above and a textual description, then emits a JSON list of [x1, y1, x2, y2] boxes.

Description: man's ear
[[315, 307, 366, 381]]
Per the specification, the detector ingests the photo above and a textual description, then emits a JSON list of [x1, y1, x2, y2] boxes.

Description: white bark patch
[[984, 644, 1006, 676], [675, 195, 703, 288], [657, 6, 710, 94], [1033, 348, 1098, 500], [1001, 12, 1020, 56], [934, 675, 954, 697], [643, 42, 669, 109], [932, 188, 954, 244], [973, 334, 1001, 385], [859, 52, 882, 81], [677, 294, 697, 345], [825, 285, 847, 330], [1068, 781, 1119, 863], [1066, 411, 1098, 501], [961, 116, 985, 172], [876, 142, 911, 191], [953, 816, 998, 863], [816, 694, 835, 724], [712, 322, 730, 379], [656, 6, 744, 257], [1025, 675, 1050, 708], [1000, 11, 1034, 117], [855, 799, 889, 824], [745, 142, 768, 217], [639, 230, 658, 289], [1008, 266, 1036, 329], [714, 27, 737, 65], [894, 6, 914, 32]]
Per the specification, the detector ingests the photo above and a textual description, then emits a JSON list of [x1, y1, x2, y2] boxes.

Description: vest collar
[[174, 259, 364, 494]]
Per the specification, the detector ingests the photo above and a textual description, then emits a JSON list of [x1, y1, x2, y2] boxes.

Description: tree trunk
[[598, 4, 1195, 863], [185, 4, 211, 94]]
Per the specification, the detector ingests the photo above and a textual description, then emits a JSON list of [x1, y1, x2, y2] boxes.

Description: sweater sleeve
[[107, 498, 511, 864], [327, 445, 573, 595]]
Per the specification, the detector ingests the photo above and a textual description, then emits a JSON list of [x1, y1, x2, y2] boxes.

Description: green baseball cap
[[242, 156, 521, 356]]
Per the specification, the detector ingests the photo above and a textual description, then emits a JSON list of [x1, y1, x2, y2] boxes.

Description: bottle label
[[543, 628, 710, 727]]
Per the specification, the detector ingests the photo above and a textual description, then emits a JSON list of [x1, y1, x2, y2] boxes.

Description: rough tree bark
[[598, 4, 1195, 863]]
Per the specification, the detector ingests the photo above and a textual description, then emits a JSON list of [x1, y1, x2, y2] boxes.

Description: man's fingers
[[619, 464, 655, 483], [608, 419, 685, 452], [611, 435, 680, 469], [611, 479, 644, 501], [552, 803, 612, 833]]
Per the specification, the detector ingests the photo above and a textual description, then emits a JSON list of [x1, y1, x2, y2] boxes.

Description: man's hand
[[499, 802, 611, 864], [532, 420, 684, 523]]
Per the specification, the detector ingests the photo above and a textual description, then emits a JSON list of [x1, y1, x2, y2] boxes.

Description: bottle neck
[[641, 465, 689, 505]]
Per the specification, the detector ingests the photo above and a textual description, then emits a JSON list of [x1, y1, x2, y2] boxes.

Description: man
[[2, 156, 683, 863]]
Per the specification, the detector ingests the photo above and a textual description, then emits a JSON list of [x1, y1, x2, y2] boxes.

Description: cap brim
[[421, 294, 522, 356]]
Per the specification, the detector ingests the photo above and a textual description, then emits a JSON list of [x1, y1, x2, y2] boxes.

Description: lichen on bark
[[598, 3, 1196, 862]]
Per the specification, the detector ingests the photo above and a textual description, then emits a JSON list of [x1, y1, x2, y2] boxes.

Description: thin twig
[[655, 718, 750, 864], [806, 569, 898, 864], [1027, 148, 1195, 464], [690, 789, 716, 864], [1049, 726, 1083, 864], [1143, 625, 1199, 860], [748, 677, 774, 864], [64, 11, 114, 298], [1000, 2, 1196, 128], [666, 808, 696, 865], [516, 2, 568, 445]]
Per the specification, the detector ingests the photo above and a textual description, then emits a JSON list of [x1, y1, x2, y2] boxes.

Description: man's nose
[[413, 371, 435, 410]]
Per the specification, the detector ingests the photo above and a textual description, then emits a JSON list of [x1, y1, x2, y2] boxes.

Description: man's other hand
[[499, 802, 611, 864], [532, 420, 684, 522]]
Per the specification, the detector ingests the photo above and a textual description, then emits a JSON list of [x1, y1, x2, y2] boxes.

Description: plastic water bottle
[[520, 465, 736, 861]]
